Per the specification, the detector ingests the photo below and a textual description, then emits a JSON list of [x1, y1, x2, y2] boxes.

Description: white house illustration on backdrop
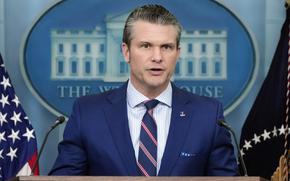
[[50, 12, 227, 82]]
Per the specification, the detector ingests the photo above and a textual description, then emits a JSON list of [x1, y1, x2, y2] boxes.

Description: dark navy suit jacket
[[49, 83, 238, 176]]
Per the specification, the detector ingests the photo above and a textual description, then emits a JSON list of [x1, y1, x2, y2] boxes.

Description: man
[[49, 4, 238, 176]]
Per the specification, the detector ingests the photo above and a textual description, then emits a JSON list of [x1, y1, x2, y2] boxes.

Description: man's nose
[[151, 47, 162, 63]]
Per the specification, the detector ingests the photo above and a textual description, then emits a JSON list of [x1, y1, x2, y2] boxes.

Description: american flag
[[0, 54, 39, 181]]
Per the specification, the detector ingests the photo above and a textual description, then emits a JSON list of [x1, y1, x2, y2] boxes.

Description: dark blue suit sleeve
[[206, 102, 238, 176], [49, 99, 88, 175]]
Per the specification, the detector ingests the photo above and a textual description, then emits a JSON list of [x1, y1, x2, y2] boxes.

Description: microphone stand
[[218, 120, 248, 176], [30, 116, 65, 175]]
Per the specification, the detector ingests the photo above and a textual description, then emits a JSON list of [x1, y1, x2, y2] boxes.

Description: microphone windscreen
[[58, 116, 66, 124]]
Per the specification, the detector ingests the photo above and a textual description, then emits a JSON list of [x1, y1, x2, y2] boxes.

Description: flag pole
[[284, 1, 290, 154], [285, 2, 290, 176]]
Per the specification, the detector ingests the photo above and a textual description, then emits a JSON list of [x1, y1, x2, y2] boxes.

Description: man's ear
[[121, 42, 130, 63], [176, 46, 181, 61]]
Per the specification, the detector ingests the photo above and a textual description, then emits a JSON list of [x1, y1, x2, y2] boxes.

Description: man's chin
[[146, 80, 169, 89]]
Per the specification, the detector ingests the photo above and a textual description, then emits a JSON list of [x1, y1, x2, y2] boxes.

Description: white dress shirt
[[126, 80, 172, 174]]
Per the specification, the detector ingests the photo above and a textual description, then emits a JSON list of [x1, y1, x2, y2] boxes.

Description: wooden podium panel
[[8, 176, 269, 181]]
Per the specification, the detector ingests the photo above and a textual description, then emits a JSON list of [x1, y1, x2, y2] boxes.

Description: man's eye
[[141, 44, 150, 48], [162, 45, 174, 50]]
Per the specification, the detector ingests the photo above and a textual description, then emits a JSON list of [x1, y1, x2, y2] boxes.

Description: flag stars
[[278, 124, 286, 135], [0, 149, 3, 159], [8, 129, 20, 144], [10, 111, 22, 126], [0, 131, 6, 143], [0, 94, 10, 108], [244, 125, 290, 156], [6, 147, 18, 162], [240, 149, 245, 157], [23, 127, 35, 142], [0, 76, 11, 90], [0, 112, 7, 126], [261, 129, 271, 141], [243, 140, 252, 150], [272, 126, 278, 137], [12, 95, 20, 107], [0, 56, 38, 173], [252, 134, 261, 144]]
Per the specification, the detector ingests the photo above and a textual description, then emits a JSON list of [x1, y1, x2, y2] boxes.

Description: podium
[[8, 176, 269, 181]]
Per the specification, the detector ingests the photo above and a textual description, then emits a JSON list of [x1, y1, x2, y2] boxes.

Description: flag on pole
[[239, 7, 289, 179], [0, 54, 39, 181]]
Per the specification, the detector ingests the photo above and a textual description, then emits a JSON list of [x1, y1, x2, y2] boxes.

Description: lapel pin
[[180, 111, 186, 117]]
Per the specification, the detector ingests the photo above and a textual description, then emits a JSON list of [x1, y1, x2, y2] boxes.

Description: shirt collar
[[127, 79, 172, 108]]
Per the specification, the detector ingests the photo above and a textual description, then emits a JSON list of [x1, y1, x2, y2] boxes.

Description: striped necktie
[[137, 99, 159, 176]]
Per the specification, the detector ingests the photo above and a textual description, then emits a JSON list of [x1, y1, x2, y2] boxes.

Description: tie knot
[[144, 99, 159, 110]]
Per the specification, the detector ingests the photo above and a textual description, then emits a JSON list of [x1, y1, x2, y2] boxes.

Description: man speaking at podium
[[49, 4, 238, 176]]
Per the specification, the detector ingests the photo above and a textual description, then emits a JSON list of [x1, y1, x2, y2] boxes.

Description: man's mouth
[[148, 68, 164, 75]]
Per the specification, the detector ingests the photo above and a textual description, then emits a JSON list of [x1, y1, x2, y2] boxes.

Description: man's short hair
[[122, 4, 182, 48]]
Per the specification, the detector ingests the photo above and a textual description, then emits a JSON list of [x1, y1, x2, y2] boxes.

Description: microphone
[[30, 116, 66, 175], [218, 119, 248, 176]]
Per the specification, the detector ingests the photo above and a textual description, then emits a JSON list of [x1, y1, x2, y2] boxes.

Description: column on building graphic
[[103, 13, 130, 82], [51, 28, 106, 80], [174, 30, 227, 80]]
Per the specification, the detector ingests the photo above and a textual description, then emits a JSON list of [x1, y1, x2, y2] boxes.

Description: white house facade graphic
[[51, 13, 227, 81]]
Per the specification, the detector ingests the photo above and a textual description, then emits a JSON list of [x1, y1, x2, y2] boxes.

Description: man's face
[[122, 20, 180, 97]]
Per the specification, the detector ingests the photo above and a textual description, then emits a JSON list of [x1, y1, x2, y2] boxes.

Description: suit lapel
[[103, 83, 139, 175], [158, 85, 192, 176]]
